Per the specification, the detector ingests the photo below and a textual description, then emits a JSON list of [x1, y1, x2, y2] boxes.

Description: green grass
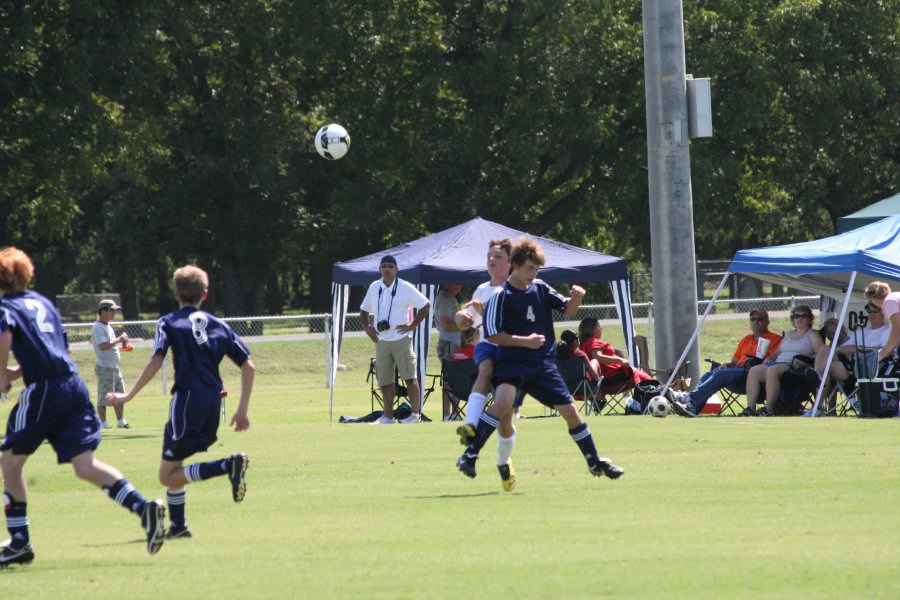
[[3, 319, 898, 598]]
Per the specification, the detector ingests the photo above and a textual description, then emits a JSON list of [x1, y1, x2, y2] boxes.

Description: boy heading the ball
[[456, 237, 624, 483], [0, 247, 165, 567], [108, 265, 254, 539]]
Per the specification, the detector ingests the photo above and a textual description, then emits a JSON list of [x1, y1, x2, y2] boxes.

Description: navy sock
[[467, 412, 500, 455], [103, 479, 147, 516], [569, 423, 599, 463], [167, 488, 187, 529], [184, 458, 229, 483], [3, 492, 29, 549]]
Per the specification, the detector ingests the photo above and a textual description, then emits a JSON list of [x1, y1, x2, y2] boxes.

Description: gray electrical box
[[686, 75, 712, 138]]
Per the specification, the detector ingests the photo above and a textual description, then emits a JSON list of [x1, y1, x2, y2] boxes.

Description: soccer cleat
[[141, 499, 166, 555], [117, 422, 131, 429], [588, 458, 624, 480], [0, 543, 34, 567], [498, 461, 516, 492], [0, 543, 34, 568], [229, 453, 249, 503], [165, 525, 193, 539], [100, 421, 112, 429], [671, 399, 697, 418], [456, 452, 478, 478], [456, 424, 475, 446]]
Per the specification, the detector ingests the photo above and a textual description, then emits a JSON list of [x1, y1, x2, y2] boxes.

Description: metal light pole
[[642, 0, 700, 382]]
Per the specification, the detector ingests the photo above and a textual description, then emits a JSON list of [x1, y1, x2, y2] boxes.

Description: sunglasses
[[749, 317, 765, 322], [791, 313, 813, 319], [865, 305, 881, 314]]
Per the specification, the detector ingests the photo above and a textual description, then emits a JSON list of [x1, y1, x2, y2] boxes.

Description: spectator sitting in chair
[[442, 327, 478, 420], [803, 302, 890, 401], [742, 305, 824, 416], [819, 317, 849, 347], [451, 326, 478, 361], [556, 329, 600, 383], [864, 281, 900, 363], [670, 308, 782, 417], [577, 317, 653, 393]]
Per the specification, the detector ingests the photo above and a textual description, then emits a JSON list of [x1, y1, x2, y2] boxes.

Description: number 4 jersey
[[483, 279, 569, 365], [153, 307, 251, 393]]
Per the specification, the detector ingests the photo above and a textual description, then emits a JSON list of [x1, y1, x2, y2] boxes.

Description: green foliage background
[[2, 0, 898, 315]]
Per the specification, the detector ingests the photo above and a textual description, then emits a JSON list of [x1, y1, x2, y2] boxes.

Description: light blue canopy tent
[[837, 192, 900, 234], [327, 217, 636, 421], [664, 214, 900, 416]]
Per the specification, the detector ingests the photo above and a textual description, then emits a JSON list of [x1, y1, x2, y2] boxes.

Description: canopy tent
[[837, 192, 900, 234], [328, 217, 636, 421], [663, 214, 900, 416]]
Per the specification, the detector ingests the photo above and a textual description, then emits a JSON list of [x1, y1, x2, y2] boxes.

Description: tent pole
[[810, 271, 857, 417], [660, 271, 730, 395]]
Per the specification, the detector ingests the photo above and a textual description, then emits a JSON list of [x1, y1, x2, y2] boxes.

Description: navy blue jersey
[[153, 307, 250, 393], [483, 279, 568, 364], [0, 291, 76, 385]]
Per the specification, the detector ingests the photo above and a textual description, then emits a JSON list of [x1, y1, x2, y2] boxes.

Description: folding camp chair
[[818, 349, 878, 416], [367, 357, 411, 413], [743, 356, 817, 416], [634, 334, 691, 389], [703, 358, 751, 416], [557, 356, 602, 415], [440, 359, 477, 421]]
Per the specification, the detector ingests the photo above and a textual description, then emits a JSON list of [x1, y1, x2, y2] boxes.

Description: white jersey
[[465, 281, 504, 346], [841, 323, 890, 350]]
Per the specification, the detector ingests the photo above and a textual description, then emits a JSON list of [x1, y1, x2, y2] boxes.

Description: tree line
[[1, 0, 897, 318]]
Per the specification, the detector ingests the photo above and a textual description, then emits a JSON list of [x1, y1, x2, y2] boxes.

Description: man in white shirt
[[92, 299, 131, 429], [806, 302, 890, 388], [360, 255, 431, 424]]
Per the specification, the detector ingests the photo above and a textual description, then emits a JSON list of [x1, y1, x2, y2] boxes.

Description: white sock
[[466, 393, 487, 427], [117, 419, 127, 426], [497, 428, 516, 466]]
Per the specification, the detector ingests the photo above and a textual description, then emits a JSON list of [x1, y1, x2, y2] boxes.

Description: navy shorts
[[473, 341, 499, 366], [0, 375, 101, 464], [493, 358, 573, 408], [162, 389, 222, 462]]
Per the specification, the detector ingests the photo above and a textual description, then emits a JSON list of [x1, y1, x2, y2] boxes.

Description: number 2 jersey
[[0, 291, 76, 385], [153, 307, 251, 394], [483, 278, 569, 365]]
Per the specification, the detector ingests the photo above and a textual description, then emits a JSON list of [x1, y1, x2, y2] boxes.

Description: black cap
[[380, 255, 397, 267]]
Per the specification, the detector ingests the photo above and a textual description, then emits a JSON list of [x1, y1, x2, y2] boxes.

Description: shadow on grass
[[407, 492, 501, 499]]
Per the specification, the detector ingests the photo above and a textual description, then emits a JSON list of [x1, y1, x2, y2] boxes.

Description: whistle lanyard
[[377, 279, 398, 324]]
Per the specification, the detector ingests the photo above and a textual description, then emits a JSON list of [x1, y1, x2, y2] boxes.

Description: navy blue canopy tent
[[328, 217, 636, 420], [664, 214, 900, 416]]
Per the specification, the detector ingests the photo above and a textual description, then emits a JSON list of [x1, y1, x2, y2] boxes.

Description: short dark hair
[[510, 236, 545, 268]]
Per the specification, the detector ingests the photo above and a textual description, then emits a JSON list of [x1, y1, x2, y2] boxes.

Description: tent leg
[[660, 272, 730, 395]]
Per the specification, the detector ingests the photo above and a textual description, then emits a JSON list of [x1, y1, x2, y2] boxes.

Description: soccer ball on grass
[[647, 396, 670, 418], [315, 123, 351, 160]]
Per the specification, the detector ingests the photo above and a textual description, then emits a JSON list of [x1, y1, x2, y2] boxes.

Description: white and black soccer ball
[[647, 396, 670, 418], [315, 123, 351, 160]]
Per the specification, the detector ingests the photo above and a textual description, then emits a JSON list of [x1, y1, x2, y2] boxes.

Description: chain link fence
[[63, 294, 819, 346]]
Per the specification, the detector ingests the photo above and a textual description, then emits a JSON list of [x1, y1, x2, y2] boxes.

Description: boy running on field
[[108, 265, 254, 539], [456, 237, 624, 482], [0, 247, 165, 567]]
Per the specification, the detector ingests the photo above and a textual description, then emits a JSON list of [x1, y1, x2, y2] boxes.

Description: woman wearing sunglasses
[[864, 281, 900, 363], [743, 305, 824, 416]]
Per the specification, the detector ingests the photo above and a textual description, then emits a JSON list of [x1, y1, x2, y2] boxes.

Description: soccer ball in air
[[647, 396, 670, 418], [315, 123, 351, 160]]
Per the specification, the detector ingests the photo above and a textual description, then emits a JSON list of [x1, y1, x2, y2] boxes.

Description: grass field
[[2, 318, 899, 598]]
